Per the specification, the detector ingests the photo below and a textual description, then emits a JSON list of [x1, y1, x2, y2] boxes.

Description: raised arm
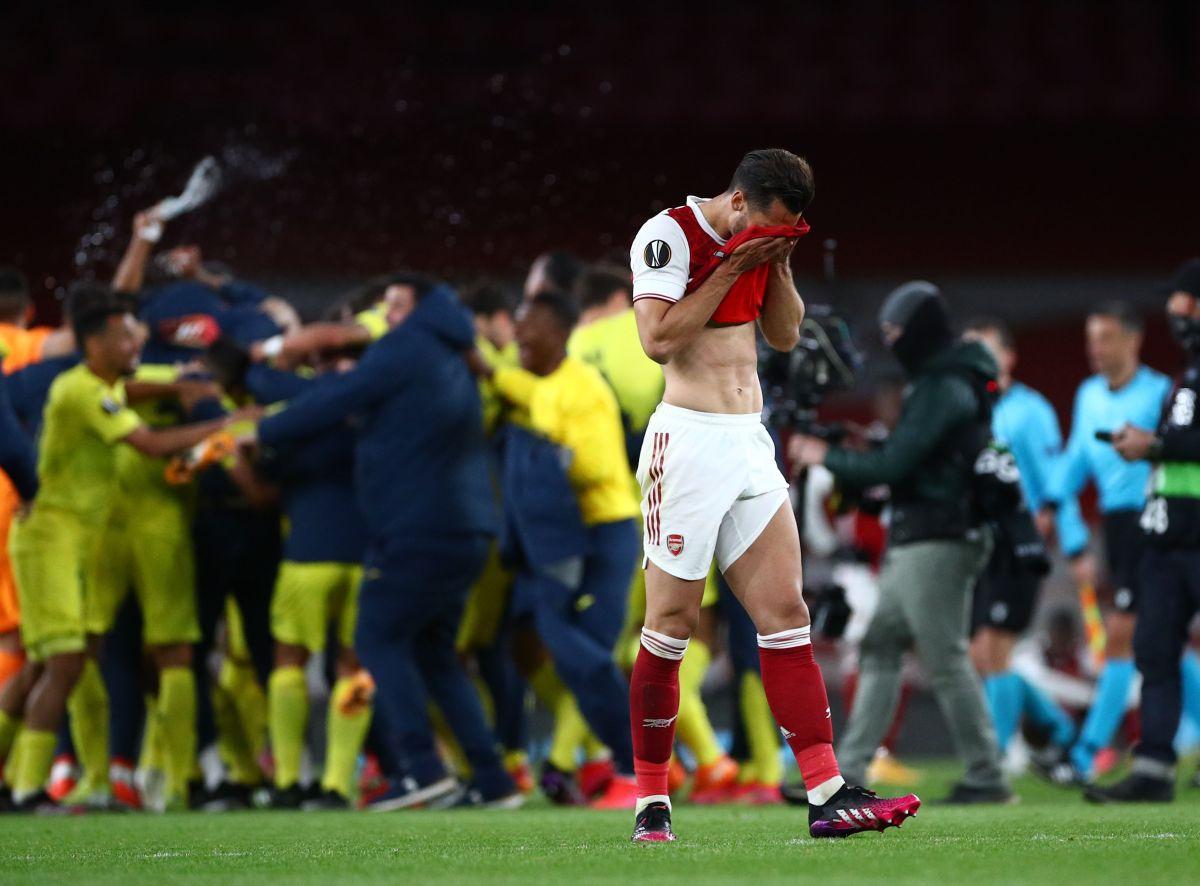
[[758, 256, 804, 352], [633, 238, 788, 364], [112, 209, 163, 296]]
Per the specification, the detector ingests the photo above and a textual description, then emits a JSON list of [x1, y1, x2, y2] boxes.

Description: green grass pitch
[[2, 762, 1198, 884]]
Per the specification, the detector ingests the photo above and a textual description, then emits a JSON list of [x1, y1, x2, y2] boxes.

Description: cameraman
[[1088, 260, 1200, 804], [791, 281, 1009, 803]]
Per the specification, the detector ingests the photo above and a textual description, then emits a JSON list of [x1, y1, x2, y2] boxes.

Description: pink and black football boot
[[808, 784, 921, 838], [631, 800, 676, 843]]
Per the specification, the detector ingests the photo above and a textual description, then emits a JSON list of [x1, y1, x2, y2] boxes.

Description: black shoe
[[445, 783, 525, 810], [364, 775, 460, 812], [809, 785, 921, 838], [940, 782, 1016, 805], [198, 780, 254, 812], [267, 783, 308, 810], [1084, 774, 1174, 804], [301, 788, 351, 811], [539, 763, 586, 807], [780, 781, 809, 806], [12, 789, 74, 815], [0, 785, 13, 813], [631, 801, 676, 843], [1030, 745, 1083, 786]]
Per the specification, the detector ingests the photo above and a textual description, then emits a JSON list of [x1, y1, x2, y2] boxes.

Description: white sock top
[[640, 627, 689, 661], [757, 625, 811, 649]]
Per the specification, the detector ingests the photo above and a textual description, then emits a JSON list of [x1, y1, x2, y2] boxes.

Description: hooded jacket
[[824, 340, 999, 544], [258, 286, 498, 554]]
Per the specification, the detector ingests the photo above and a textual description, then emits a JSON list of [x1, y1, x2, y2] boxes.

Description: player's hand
[[788, 433, 829, 469], [230, 403, 265, 424], [728, 236, 793, 273], [133, 207, 164, 242], [1111, 423, 1156, 461], [1069, 551, 1097, 589]]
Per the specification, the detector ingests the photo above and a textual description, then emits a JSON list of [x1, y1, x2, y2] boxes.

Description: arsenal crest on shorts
[[666, 533, 684, 556]]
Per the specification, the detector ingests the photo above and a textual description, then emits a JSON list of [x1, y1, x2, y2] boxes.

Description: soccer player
[[0, 290, 251, 811], [625, 148, 919, 841], [962, 318, 1088, 773], [0, 268, 76, 696], [472, 292, 643, 808], [1047, 302, 1173, 780], [247, 363, 373, 811], [248, 274, 517, 809], [79, 360, 220, 809]]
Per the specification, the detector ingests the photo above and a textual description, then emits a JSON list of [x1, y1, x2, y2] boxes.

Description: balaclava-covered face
[[1166, 259, 1200, 355], [879, 280, 953, 374]]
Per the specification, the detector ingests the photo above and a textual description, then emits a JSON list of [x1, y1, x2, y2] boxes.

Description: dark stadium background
[[5, 0, 1200, 759], [4, 0, 1199, 469]]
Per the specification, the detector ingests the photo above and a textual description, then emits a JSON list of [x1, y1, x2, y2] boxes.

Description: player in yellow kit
[[0, 289, 250, 811], [568, 267, 739, 802], [80, 362, 214, 808], [473, 291, 642, 809]]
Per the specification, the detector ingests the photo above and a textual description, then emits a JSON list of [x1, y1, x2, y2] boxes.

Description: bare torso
[[662, 321, 762, 414]]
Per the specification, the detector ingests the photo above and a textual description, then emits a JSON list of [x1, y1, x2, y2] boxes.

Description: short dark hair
[[204, 337, 251, 392], [67, 284, 125, 346], [528, 291, 579, 333], [532, 251, 584, 297], [963, 315, 1015, 351], [729, 149, 815, 214], [462, 280, 521, 318], [1090, 300, 1144, 334], [575, 265, 631, 311], [0, 266, 31, 324]]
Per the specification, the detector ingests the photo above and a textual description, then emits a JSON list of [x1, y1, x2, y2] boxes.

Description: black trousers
[[1133, 546, 1200, 766]]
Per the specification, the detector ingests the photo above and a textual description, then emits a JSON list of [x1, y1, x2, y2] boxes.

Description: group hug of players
[[0, 205, 807, 814], [0, 191, 1198, 820]]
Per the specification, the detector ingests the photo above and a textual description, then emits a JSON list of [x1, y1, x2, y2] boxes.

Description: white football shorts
[[637, 402, 789, 581]]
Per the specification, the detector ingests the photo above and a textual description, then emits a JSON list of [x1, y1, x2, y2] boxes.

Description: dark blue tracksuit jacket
[[257, 286, 498, 560]]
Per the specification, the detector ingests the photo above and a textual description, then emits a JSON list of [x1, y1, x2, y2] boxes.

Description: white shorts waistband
[[653, 401, 765, 428]]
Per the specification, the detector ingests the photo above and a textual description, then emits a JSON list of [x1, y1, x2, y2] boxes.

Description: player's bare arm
[[122, 406, 255, 459], [758, 252, 804, 352], [634, 237, 785, 364]]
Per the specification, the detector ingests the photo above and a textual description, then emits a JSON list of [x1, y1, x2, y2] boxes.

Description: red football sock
[[630, 628, 688, 804], [758, 626, 842, 798]]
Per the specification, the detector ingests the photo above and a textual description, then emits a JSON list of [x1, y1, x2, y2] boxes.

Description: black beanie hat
[[879, 280, 952, 373]]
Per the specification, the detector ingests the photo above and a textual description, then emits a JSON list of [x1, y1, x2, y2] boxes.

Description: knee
[[644, 606, 698, 642], [47, 651, 86, 686], [924, 649, 975, 688], [152, 643, 193, 669], [336, 647, 362, 677], [1106, 612, 1135, 652], [748, 592, 810, 636], [274, 642, 309, 670]]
